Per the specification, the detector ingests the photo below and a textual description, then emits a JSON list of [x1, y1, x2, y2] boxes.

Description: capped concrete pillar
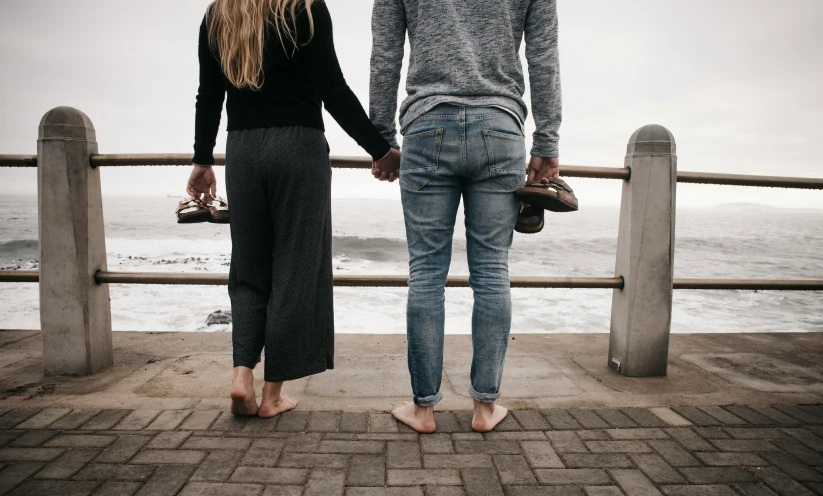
[[38, 107, 113, 376], [608, 124, 677, 377]]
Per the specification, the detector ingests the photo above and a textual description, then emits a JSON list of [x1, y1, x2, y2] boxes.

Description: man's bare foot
[[392, 401, 436, 433], [258, 381, 298, 419], [471, 400, 509, 432], [230, 366, 258, 417]]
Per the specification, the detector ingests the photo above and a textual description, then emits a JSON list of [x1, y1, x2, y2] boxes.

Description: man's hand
[[372, 148, 401, 182], [527, 156, 560, 185], [187, 165, 217, 204]]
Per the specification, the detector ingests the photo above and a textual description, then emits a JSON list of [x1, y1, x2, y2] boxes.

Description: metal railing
[[3, 271, 823, 291], [0, 155, 37, 167], [3, 109, 821, 377], [6, 153, 823, 189], [0, 270, 623, 289], [3, 154, 822, 291], [3, 151, 823, 292]]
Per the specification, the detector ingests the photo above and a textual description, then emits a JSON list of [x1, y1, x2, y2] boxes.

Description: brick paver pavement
[[0, 405, 822, 495]]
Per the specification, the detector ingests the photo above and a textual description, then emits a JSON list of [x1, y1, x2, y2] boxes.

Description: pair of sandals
[[176, 196, 230, 224], [515, 177, 578, 234]]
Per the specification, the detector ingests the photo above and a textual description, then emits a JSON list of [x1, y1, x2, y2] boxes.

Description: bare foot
[[392, 401, 436, 433], [471, 400, 508, 433], [230, 366, 258, 417], [258, 381, 298, 419]]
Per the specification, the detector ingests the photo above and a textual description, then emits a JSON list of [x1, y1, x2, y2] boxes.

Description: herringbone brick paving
[[0, 405, 822, 495]]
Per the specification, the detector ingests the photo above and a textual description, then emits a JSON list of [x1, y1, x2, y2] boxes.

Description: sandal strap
[[176, 197, 206, 214], [527, 178, 574, 193], [548, 177, 573, 192]]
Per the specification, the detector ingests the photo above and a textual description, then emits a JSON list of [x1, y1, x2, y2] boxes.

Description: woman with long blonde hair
[[187, 0, 400, 417]]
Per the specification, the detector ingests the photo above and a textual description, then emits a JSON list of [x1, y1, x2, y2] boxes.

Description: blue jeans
[[400, 104, 526, 407]]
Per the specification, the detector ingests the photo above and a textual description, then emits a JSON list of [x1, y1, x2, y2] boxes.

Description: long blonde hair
[[207, 0, 315, 91]]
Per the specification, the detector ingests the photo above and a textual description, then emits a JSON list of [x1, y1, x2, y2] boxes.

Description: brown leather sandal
[[516, 177, 579, 212], [176, 197, 210, 224], [515, 203, 544, 234], [207, 196, 230, 224]]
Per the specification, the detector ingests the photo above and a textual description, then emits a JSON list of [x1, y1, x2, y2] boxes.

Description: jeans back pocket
[[400, 128, 443, 192], [483, 130, 527, 191]]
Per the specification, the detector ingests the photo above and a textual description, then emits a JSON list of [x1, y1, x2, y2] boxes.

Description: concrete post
[[38, 107, 113, 376], [608, 124, 677, 377]]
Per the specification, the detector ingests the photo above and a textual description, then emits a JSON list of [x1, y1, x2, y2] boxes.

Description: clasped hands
[[371, 149, 401, 182]]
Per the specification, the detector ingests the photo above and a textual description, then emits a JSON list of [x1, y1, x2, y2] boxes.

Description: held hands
[[527, 156, 560, 185], [187, 165, 217, 204], [372, 149, 401, 182]]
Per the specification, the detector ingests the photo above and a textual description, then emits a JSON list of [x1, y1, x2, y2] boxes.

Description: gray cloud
[[1, 0, 821, 207]]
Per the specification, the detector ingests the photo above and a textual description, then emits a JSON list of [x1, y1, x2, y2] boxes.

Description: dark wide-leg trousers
[[225, 126, 334, 383]]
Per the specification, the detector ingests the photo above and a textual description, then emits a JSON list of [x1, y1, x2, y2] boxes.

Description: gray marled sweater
[[369, 0, 561, 158]]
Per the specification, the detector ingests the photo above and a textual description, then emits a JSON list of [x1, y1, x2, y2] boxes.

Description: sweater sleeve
[[298, 2, 392, 161], [193, 13, 226, 166], [524, 0, 562, 158], [369, 0, 406, 150]]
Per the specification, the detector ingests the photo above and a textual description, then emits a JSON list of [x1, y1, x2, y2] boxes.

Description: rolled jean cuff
[[414, 391, 443, 407], [469, 385, 500, 404]]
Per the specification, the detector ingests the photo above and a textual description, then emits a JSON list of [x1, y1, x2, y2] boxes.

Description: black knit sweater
[[193, 1, 391, 165]]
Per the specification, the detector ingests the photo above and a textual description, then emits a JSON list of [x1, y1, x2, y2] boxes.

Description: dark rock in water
[[206, 310, 232, 326]]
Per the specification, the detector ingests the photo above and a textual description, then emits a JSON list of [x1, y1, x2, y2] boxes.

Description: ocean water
[[1, 195, 821, 334]]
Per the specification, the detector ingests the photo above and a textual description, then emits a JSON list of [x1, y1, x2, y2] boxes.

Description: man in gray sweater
[[370, 0, 562, 433]]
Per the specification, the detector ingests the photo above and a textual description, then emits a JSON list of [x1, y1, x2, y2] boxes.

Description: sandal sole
[[177, 211, 211, 224], [515, 220, 544, 234], [209, 212, 230, 224]]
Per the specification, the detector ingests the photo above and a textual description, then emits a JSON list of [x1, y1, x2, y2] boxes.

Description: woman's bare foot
[[471, 400, 508, 432], [230, 366, 258, 417], [258, 381, 298, 419], [392, 401, 436, 433]]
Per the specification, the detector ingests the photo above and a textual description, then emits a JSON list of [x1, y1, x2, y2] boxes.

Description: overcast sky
[[0, 0, 821, 207]]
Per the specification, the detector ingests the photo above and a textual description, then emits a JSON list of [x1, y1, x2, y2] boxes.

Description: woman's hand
[[372, 149, 401, 182], [187, 165, 217, 204]]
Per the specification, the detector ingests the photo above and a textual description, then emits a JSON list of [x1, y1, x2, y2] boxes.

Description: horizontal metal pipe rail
[[4, 154, 823, 188], [2, 154, 630, 181], [0, 271, 39, 283], [0, 155, 37, 167], [672, 279, 823, 291], [97, 272, 624, 289], [676, 171, 823, 190], [3, 270, 823, 290], [0, 270, 620, 288]]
